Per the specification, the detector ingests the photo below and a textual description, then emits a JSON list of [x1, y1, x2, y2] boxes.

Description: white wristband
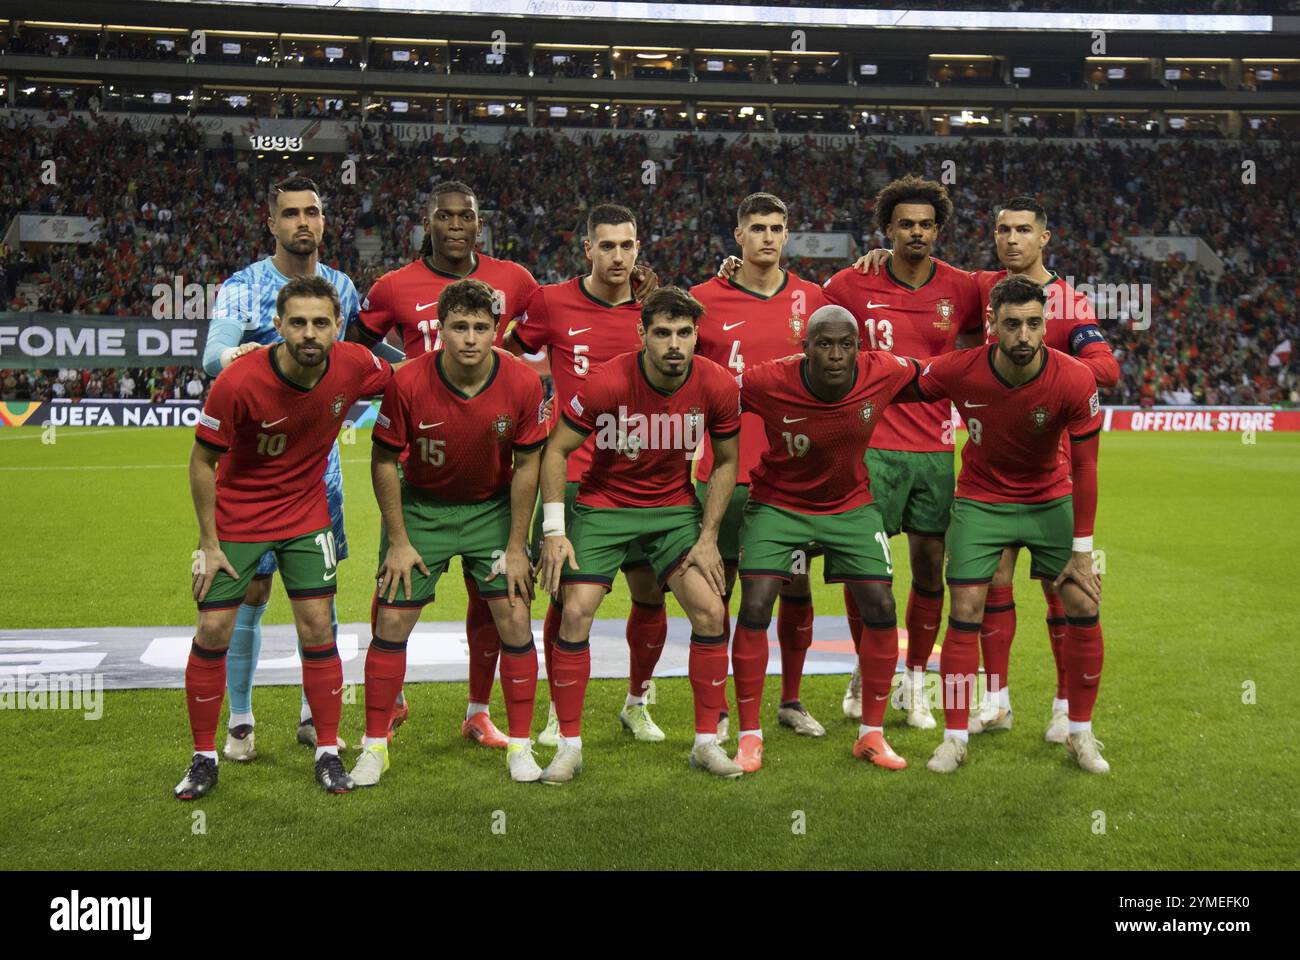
[[1072, 536, 1094, 553], [219, 347, 238, 369], [541, 503, 565, 538]]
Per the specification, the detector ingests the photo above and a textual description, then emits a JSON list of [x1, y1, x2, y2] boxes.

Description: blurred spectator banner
[[0, 313, 203, 369], [3, 216, 103, 246], [0, 399, 381, 429], [786, 233, 854, 260]]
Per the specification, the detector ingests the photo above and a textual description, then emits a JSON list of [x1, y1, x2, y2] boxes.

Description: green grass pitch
[[1, 425, 1297, 870]]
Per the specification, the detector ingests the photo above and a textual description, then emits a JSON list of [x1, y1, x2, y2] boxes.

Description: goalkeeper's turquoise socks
[[226, 601, 267, 724]]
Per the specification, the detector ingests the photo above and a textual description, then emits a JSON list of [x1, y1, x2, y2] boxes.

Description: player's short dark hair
[[874, 175, 953, 233], [421, 181, 478, 256], [737, 192, 787, 224], [641, 286, 704, 328], [276, 274, 341, 319], [270, 176, 321, 213], [996, 195, 1048, 228], [587, 203, 637, 238], [988, 274, 1047, 317], [438, 277, 499, 324]]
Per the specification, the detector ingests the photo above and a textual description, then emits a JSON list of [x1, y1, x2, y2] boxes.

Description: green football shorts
[[199, 526, 337, 609], [864, 448, 954, 538], [694, 479, 749, 564], [945, 496, 1074, 585], [377, 485, 512, 607], [562, 502, 702, 590], [738, 500, 892, 584], [532, 480, 648, 569]]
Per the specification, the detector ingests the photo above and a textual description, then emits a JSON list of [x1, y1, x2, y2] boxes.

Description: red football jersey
[[973, 269, 1120, 388], [357, 252, 539, 356], [692, 271, 829, 483], [196, 341, 392, 541], [823, 258, 982, 453], [372, 348, 548, 502], [562, 351, 741, 509], [741, 351, 921, 515], [513, 276, 644, 482], [917, 344, 1102, 504]]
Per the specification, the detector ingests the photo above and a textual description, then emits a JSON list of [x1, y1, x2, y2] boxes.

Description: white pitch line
[[0, 428, 156, 441], [1, 456, 373, 471]]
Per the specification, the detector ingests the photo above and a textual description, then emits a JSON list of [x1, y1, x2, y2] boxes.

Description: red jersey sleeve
[[1063, 298, 1121, 388], [358, 272, 396, 340], [561, 362, 611, 435], [706, 365, 742, 439], [512, 286, 552, 354], [956, 271, 984, 335], [880, 352, 923, 400], [513, 365, 549, 451], [1066, 369, 1103, 441], [510, 267, 542, 322], [195, 372, 240, 452], [372, 375, 409, 453], [916, 354, 954, 403], [801, 281, 830, 315], [738, 359, 775, 417], [820, 268, 853, 309], [346, 341, 393, 397]]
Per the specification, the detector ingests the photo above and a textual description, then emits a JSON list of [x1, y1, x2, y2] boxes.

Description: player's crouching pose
[[178, 276, 395, 799], [538, 287, 743, 782], [731, 306, 922, 772], [914, 275, 1109, 774], [355, 279, 549, 785]]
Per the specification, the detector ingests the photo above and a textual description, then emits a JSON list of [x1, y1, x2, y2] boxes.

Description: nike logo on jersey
[[963, 401, 989, 409], [567, 327, 592, 336], [261, 417, 288, 428], [722, 320, 747, 331], [782, 416, 808, 423], [416, 301, 437, 312], [867, 301, 890, 309], [418, 421, 445, 429]]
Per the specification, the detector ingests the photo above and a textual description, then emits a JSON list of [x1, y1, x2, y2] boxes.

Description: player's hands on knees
[[488, 544, 535, 607], [539, 535, 578, 597], [854, 248, 891, 274], [377, 541, 428, 604], [630, 265, 660, 302], [683, 537, 726, 597], [192, 542, 238, 602], [1055, 551, 1101, 605], [717, 256, 742, 279]]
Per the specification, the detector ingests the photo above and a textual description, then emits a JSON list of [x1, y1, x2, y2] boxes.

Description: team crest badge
[[331, 394, 346, 418], [788, 314, 805, 342], [492, 413, 513, 439], [1029, 404, 1051, 430], [686, 405, 704, 433], [934, 299, 954, 331], [860, 400, 875, 423]]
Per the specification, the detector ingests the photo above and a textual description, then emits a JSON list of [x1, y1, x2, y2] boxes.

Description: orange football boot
[[852, 730, 907, 770], [735, 733, 764, 773], [461, 711, 508, 749]]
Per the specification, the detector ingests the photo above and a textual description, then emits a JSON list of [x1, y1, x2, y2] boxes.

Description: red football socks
[[542, 596, 562, 696], [905, 584, 945, 672], [551, 637, 590, 738], [777, 594, 813, 704], [186, 641, 227, 753], [688, 632, 729, 733], [939, 618, 981, 730], [301, 642, 343, 748], [626, 600, 667, 698], [498, 642, 539, 739], [858, 619, 899, 727], [980, 584, 1016, 694], [363, 636, 407, 739], [1065, 615, 1104, 722], [465, 578, 501, 707], [731, 619, 770, 732]]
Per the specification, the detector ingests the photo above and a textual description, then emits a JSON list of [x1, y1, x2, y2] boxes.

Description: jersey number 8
[[967, 417, 983, 445]]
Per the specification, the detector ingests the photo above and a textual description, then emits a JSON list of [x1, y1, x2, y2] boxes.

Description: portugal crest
[[934, 298, 954, 331], [1029, 404, 1051, 430], [860, 400, 875, 423], [492, 413, 513, 439], [788, 314, 805, 342], [331, 393, 346, 418]]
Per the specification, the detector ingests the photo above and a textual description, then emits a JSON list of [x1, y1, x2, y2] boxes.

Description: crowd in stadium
[[1, 112, 1295, 407]]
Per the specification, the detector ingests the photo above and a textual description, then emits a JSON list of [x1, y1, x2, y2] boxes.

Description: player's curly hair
[[874, 175, 953, 233], [988, 273, 1047, 316], [640, 286, 703, 327], [276, 274, 341, 319], [438, 277, 499, 324], [737, 192, 787, 224]]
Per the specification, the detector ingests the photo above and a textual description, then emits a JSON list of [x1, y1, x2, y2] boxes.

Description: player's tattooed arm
[[189, 442, 239, 602], [371, 444, 429, 603], [630, 264, 659, 302], [489, 446, 541, 606], [685, 434, 738, 596], [538, 419, 587, 595]]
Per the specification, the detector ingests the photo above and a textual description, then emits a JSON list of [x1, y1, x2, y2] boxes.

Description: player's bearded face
[[887, 203, 938, 263], [805, 321, 858, 387], [277, 297, 340, 367], [641, 316, 696, 379], [995, 304, 1046, 366], [270, 190, 324, 256], [585, 224, 639, 288]]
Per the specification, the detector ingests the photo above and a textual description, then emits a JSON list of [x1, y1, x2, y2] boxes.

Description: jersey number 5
[[573, 344, 590, 376]]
